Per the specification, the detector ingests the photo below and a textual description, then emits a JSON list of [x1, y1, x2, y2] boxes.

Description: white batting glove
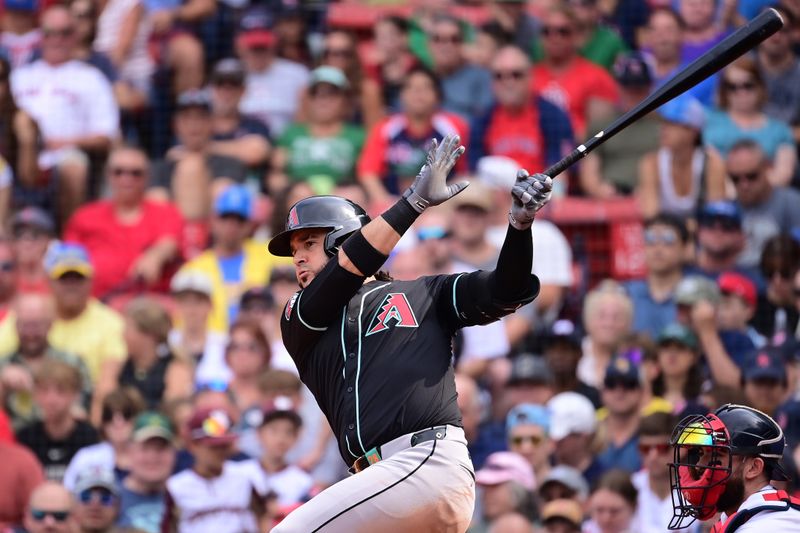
[[403, 134, 469, 213], [509, 169, 552, 230]]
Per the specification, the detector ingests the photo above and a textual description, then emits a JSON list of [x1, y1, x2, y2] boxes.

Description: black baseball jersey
[[281, 253, 539, 464]]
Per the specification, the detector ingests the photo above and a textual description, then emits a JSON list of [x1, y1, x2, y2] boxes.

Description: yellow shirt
[[180, 239, 292, 333], [0, 299, 126, 382]]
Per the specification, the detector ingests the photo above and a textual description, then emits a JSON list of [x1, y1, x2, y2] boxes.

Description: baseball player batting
[[668, 404, 800, 532], [267, 134, 550, 532]]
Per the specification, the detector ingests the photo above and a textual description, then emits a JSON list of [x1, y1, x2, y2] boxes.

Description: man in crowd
[[117, 412, 177, 533], [625, 213, 688, 339], [65, 145, 183, 298], [10, 5, 118, 224], [690, 201, 749, 280], [72, 467, 120, 533], [541, 320, 601, 407], [0, 0, 40, 67], [548, 391, 603, 485], [22, 481, 77, 533], [597, 356, 644, 473], [742, 348, 789, 418], [506, 402, 553, 481], [757, 4, 800, 141], [727, 140, 800, 269]]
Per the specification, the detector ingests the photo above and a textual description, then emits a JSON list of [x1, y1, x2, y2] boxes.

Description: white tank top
[[657, 147, 705, 219]]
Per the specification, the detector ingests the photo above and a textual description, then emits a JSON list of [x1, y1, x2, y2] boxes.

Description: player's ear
[[744, 456, 765, 481]]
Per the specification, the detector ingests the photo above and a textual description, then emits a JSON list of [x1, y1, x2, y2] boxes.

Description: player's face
[[290, 229, 330, 289]]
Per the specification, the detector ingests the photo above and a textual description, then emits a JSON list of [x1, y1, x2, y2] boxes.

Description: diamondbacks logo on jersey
[[285, 292, 299, 321], [366, 293, 418, 336]]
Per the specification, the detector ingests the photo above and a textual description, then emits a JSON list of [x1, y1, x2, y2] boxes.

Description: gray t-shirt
[[761, 58, 800, 127], [739, 186, 800, 268], [442, 64, 494, 123]]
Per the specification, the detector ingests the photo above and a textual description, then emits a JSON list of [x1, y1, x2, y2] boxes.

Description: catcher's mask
[[667, 404, 787, 530]]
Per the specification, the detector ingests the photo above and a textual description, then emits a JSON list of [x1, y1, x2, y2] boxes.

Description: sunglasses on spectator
[[541, 25, 573, 37], [197, 379, 228, 393], [417, 226, 449, 241], [0, 260, 16, 272], [43, 27, 74, 38], [110, 166, 146, 178], [644, 229, 678, 246], [699, 215, 739, 231], [765, 267, 794, 280], [78, 489, 116, 506], [510, 435, 544, 447], [729, 171, 761, 185], [101, 407, 136, 424], [431, 34, 462, 44], [638, 443, 671, 455], [493, 70, 526, 81], [603, 379, 639, 391], [724, 81, 757, 92], [323, 47, 353, 59], [30, 509, 70, 522]]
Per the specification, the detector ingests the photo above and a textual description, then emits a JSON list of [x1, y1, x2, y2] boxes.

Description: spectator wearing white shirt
[[632, 411, 700, 533], [11, 6, 119, 225], [236, 7, 310, 137]]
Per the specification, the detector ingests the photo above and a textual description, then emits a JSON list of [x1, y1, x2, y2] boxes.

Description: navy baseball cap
[[603, 355, 641, 387], [613, 52, 652, 87], [744, 348, 787, 383], [508, 354, 554, 385], [698, 201, 742, 228], [5, 0, 38, 12], [11, 206, 54, 234]]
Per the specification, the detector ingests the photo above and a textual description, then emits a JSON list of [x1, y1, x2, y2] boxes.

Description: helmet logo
[[288, 207, 299, 229], [366, 293, 419, 336]]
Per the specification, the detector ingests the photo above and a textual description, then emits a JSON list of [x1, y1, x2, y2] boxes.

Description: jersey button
[[348, 352, 355, 359], [348, 423, 354, 430], [347, 386, 353, 393]]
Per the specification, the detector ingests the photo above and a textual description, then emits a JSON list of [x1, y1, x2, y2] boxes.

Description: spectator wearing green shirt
[[268, 67, 365, 195], [531, 0, 627, 70]]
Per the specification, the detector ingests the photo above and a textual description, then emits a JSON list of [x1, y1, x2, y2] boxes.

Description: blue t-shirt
[[218, 253, 245, 326], [703, 109, 794, 159], [598, 434, 641, 474], [116, 485, 166, 533], [623, 279, 677, 340]]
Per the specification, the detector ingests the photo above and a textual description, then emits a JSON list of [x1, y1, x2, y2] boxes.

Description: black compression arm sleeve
[[491, 224, 535, 301]]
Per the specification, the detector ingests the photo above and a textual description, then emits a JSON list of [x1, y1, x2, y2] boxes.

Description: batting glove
[[403, 134, 469, 213], [509, 169, 553, 230]]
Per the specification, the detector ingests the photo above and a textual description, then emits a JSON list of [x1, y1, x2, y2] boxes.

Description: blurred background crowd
[[1, 0, 800, 531]]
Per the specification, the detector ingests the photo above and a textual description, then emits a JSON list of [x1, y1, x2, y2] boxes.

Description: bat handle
[[543, 146, 588, 178]]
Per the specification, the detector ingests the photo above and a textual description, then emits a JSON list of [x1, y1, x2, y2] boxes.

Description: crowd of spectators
[[1, 0, 800, 531]]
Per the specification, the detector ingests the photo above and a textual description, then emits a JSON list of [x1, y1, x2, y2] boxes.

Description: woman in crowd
[[117, 297, 193, 409], [650, 323, 706, 418], [225, 319, 272, 412], [638, 93, 725, 221], [578, 280, 634, 388], [586, 469, 639, 533], [269, 66, 365, 195], [703, 57, 796, 186], [62, 387, 145, 489], [753, 235, 800, 341]]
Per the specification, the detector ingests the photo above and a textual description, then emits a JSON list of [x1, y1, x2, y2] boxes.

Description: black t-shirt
[[212, 116, 271, 142], [17, 420, 99, 481], [281, 258, 539, 465]]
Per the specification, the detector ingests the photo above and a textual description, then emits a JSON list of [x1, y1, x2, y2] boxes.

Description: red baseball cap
[[718, 272, 756, 308], [187, 407, 238, 445]]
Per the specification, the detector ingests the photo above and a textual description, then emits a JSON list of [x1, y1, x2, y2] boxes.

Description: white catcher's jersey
[[716, 486, 800, 532]]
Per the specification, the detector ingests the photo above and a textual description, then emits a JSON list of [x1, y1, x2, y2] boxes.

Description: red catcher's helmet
[[667, 404, 786, 530]]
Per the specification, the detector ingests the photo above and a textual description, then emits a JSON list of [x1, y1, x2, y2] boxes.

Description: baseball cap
[[450, 180, 493, 212], [240, 287, 275, 310], [547, 392, 597, 440], [187, 407, 238, 444], [656, 323, 699, 351], [613, 52, 652, 87], [507, 403, 550, 435], [603, 355, 641, 388], [539, 465, 590, 500], [476, 156, 520, 191], [309, 66, 349, 90], [44, 242, 93, 279], [211, 58, 246, 85], [698, 200, 743, 228], [74, 466, 119, 497], [658, 93, 706, 130], [214, 185, 253, 219], [238, 7, 276, 48], [744, 348, 787, 383], [176, 89, 212, 112], [674, 275, 721, 306], [170, 270, 213, 298], [5, 0, 38, 12], [474, 452, 536, 490], [257, 396, 302, 428], [541, 498, 584, 528], [11, 206, 54, 235], [718, 271, 757, 308], [132, 412, 175, 444], [508, 354, 555, 386], [543, 319, 583, 351]]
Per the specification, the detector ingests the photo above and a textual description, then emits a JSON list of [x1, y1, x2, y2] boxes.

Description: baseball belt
[[349, 426, 448, 474]]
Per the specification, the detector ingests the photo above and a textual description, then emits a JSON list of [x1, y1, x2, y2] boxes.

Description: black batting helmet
[[667, 403, 786, 529], [268, 196, 370, 257]]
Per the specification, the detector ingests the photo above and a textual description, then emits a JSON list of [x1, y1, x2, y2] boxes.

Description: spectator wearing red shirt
[[0, 440, 44, 530], [469, 45, 573, 175], [358, 66, 468, 205], [64, 145, 183, 299], [531, 5, 619, 137]]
